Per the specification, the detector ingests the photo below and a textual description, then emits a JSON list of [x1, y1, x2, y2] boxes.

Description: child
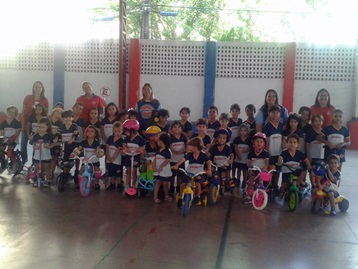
[[59, 110, 79, 188], [172, 137, 212, 207], [169, 121, 187, 195], [217, 113, 232, 141], [105, 122, 124, 191], [152, 133, 173, 203], [27, 103, 47, 143], [31, 118, 56, 186], [233, 124, 251, 188], [208, 129, 233, 192], [86, 108, 101, 131], [244, 132, 270, 204], [278, 134, 312, 197], [282, 113, 304, 150], [0, 106, 22, 170], [48, 108, 63, 180], [191, 118, 211, 153], [263, 105, 284, 188], [243, 104, 256, 139], [101, 102, 120, 144], [322, 109, 350, 171], [179, 107, 193, 139], [118, 110, 129, 123], [122, 119, 145, 192], [206, 106, 220, 140], [228, 104, 243, 144], [72, 103, 86, 143], [314, 154, 341, 216], [155, 109, 170, 133], [298, 106, 313, 153], [70, 125, 103, 190]]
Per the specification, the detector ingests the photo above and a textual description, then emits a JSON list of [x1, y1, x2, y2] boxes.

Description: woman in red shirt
[[310, 88, 335, 128], [21, 81, 49, 161], [76, 82, 104, 123]]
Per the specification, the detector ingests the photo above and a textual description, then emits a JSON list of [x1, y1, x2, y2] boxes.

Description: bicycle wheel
[[183, 194, 191, 217], [209, 184, 219, 206], [57, 174, 65, 193], [338, 198, 349, 212], [79, 176, 91, 198], [311, 198, 320, 214], [288, 190, 298, 212], [252, 189, 268, 210]]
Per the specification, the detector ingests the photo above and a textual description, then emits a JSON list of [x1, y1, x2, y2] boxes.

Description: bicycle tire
[[57, 174, 65, 193], [209, 185, 219, 206], [288, 190, 298, 212], [311, 198, 320, 214], [252, 189, 268, 210], [80, 176, 91, 198], [183, 194, 191, 217]]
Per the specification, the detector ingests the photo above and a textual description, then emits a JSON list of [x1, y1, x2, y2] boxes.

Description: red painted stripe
[[283, 42, 296, 113], [128, 39, 141, 108]]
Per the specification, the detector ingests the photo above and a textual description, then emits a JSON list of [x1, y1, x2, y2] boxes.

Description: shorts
[[107, 163, 122, 177], [181, 174, 205, 184], [269, 156, 279, 166], [123, 154, 141, 168], [233, 162, 247, 170], [33, 158, 51, 164], [155, 175, 172, 182], [51, 145, 61, 157]]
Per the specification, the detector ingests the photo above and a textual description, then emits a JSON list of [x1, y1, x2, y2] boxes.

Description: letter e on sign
[[100, 86, 111, 97]]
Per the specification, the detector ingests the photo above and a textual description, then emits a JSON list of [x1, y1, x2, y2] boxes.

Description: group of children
[[0, 100, 350, 215]]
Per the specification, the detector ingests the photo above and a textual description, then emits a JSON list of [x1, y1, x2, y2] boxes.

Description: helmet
[[123, 119, 140, 131], [145, 126, 161, 137], [253, 132, 267, 144], [214, 128, 231, 143], [312, 162, 326, 177]]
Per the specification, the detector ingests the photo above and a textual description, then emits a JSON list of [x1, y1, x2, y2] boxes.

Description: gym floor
[[0, 150, 357, 269]]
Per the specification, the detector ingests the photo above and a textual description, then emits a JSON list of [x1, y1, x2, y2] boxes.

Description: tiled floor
[[0, 150, 357, 269]]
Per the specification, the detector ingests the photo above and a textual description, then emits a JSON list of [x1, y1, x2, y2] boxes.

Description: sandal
[[164, 196, 173, 202], [154, 198, 161, 204]]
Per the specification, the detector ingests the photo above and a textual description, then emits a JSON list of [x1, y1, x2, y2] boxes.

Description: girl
[[155, 109, 170, 133], [278, 134, 312, 197], [70, 125, 103, 190], [101, 102, 120, 144], [298, 106, 313, 153], [152, 133, 173, 203], [135, 83, 161, 136], [72, 103, 86, 143], [31, 118, 55, 187], [321, 109, 351, 171], [48, 108, 63, 180], [243, 104, 256, 139], [306, 114, 325, 165], [86, 108, 101, 131], [233, 124, 251, 188], [244, 132, 270, 204], [105, 122, 124, 191], [169, 121, 187, 195], [282, 113, 304, 150], [179, 107, 193, 139], [122, 119, 145, 192], [172, 137, 212, 207], [27, 103, 47, 143]]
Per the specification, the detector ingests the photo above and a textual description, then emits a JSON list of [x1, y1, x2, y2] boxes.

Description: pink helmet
[[123, 119, 140, 131], [253, 132, 267, 143]]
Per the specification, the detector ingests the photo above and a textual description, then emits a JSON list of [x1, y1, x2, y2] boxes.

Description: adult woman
[[21, 81, 49, 161], [310, 88, 335, 128], [255, 89, 289, 132], [76, 82, 104, 122], [135, 83, 161, 135]]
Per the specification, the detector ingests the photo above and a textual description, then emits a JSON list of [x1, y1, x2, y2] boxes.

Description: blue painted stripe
[[53, 44, 65, 106], [203, 41, 217, 117]]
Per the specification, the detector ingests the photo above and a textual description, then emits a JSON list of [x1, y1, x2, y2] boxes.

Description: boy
[[72, 103, 86, 143], [191, 118, 211, 153], [228, 104, 243, 144], [179, 107, 193, 139], [206, 106, 220, 141], [0, 106, 22, 171]]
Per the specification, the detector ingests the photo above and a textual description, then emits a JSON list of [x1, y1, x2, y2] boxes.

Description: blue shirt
[[184, 151, 209, 175], [322, 125, 350, 162], [247, 149, 269, 169], [209, 144, 232, 165], [263, 121, 283, 156]]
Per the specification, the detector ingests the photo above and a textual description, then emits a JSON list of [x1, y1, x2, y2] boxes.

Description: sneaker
[[44, 180, 51, 187], [177, 198, 183, 208], [192, 196, 200, 206], [74, 183, 80, 190], [117, 183, 124, 192], [243, 196, 252, 204], [33, 182, 38, 187], [29, 178, 35, 184], [154, 198, 161, 204], [94, 184, 100, 191], [330, 209, 337, 216], [106, 183, 115, 191]]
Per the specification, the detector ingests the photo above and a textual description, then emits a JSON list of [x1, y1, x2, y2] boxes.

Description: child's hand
[[43, 143, 51, 149], [69, 153, 75, 159], [171, 165, 178, 171], [326, 141, 334, 149], [336, 143, 345, 149]]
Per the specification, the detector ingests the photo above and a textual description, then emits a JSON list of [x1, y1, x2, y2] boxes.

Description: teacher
[[310, 88, 335, 128]]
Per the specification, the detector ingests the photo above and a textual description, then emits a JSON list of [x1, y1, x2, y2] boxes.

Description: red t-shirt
[[76, 94, 104, 122], [22, 95, 49, 123], [310, 105, 336, 128]]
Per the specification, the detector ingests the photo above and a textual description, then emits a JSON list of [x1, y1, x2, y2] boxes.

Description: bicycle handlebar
[[178, 168, 206, 178], [248, 165, 276, 174]]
